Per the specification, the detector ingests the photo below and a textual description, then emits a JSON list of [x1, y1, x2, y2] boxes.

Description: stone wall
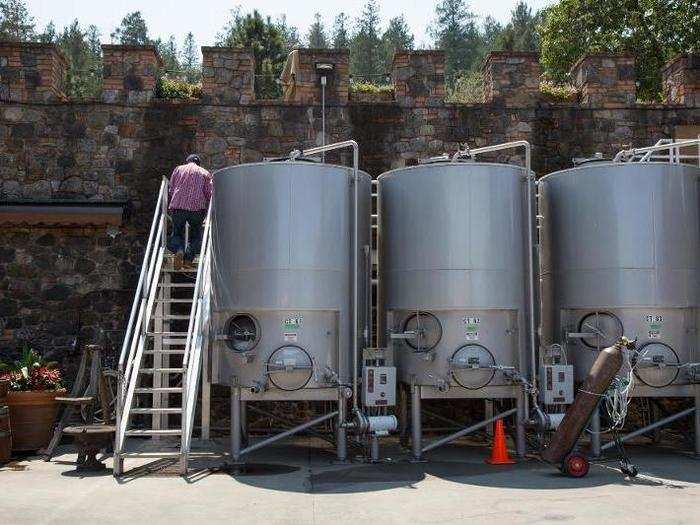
[[662, 54, 699, 107], [0, 40, 698, 387], [0, 42, 66, 103]]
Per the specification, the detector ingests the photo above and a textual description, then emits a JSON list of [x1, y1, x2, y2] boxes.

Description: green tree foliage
[[350, 0, 383, 79], [332, 13, 350, 49], [0, 0, 35, 41], [57, 20, 103, 98], [155, 35, 180, 73], [539, 0, 700, 100], [429, 0, 480, 84], [110, 11, 149, 45], [497, 1, 540, 51], [38, 21, 56, 43], [306, 13, 328, 48], [181, 32, 201, 83], [380, 15, 414, 72], [275, 15, 300, 52], [217, 9, 287, 98]]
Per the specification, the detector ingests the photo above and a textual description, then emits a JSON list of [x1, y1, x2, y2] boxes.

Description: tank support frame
[[404, 382, 526, 461]]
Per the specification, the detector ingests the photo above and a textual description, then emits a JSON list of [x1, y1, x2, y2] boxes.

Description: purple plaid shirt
[[168, 162, 212, 211]]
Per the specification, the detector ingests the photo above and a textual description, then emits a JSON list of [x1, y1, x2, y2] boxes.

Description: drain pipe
[[289, 140, 361, 413]]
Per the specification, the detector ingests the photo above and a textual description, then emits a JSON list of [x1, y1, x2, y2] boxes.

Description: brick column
[[482, 51, 541, 107], [201, 47, 255, 105], [392, 50, 445, 107], [662, 54, 699, 106], [571, 54, 636, 107], [101, 44, 162, 103], [0, 42, 66, 102], [282, 49, 349, 104]]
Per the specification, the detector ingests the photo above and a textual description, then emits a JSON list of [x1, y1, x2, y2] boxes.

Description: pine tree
[[57, 20, 102, 98], [110, 11, 149, 45], [380, 16, 414, 72], [39, 21, 56, 43], [306, 13, 328, 48], [275, 14, 300, 52], [0, 0, 35, 41], [350, 0, 383, 79], [497, 1, 541, 51], [430, 0, 480, 84], [181, 32, 201, 83], [156, 35, 179, 74], [331, 13, 350, 49]]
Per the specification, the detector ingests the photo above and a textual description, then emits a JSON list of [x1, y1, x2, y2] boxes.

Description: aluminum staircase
[[114, 178, 212, 475]]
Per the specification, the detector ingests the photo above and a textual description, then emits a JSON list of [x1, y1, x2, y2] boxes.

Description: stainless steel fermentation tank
[[378, 142, 535, 460], [539, 151, 700, 456], [209, 151, 371, 462]]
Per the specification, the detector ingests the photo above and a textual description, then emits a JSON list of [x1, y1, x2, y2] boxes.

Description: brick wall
[[101, 44, 162, 104], [0, 42, 66, 102], [483, 51, 541, 107], [392, 51, 446, 107], [662, 54, 699, 106], [201, 47, 254, 105], [571, 54, 636, 107]]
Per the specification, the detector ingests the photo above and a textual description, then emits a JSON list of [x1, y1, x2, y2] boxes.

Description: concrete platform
[[2, 437, 700, 524]]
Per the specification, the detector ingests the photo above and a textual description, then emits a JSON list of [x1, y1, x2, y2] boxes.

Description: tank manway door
[[633, 342, 681, 388], [568, 312, 624, 350], [391, 312, 442, 352], [267, 346, 313, 391], [449, 344, 496, 389]]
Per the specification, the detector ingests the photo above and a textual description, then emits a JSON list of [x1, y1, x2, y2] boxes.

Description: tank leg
[[590, 404, 601, 458], [694, 386, 700, 459], [411, 384, 423, 461], [240, 401, 248, 447], [370, 434, 380, 463], [230, 384, 242, 464], [516, 389, 526, 458], [398, 383, 409, 447], [336, 388, 348, 463]]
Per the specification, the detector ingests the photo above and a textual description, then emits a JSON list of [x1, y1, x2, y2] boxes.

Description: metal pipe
[[294, 140, 361, 412], [238, 410, 339, 457], [337, 388, 348, 461], [411, 384, 422, 460], [590, 404, 601, 458], [466, 141, 537, 403], [421, 408, 518, 454], [516, 387, 526, 457], [600, 406, 695, 451], [231, 385, 241, 462], [613, 138, 700, 162]]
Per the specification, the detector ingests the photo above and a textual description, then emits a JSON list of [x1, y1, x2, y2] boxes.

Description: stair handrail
[[115, 177, 169, 458], [181, 204, 213, 463], [613, 137, 700, 165]]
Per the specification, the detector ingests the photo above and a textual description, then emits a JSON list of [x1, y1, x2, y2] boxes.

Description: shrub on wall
[[155, 75, 202, 100]]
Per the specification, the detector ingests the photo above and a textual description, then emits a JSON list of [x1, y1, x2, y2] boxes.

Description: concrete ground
[[2, 437, 700, 525]]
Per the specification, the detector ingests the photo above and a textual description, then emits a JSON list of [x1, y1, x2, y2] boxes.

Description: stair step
[[143, 349, 186, 355], [130, 407, 183, 414], [120, 451, 182, 458], [147, 331, 188, 337], [139, 368, 185, 374], [163, 267, 197, 273], [159, 283, 195, 288], [155, 299, 193, 303], [125, 429, 182, 436], [134, 387, 183, 394], [154, 314, 191, 320]]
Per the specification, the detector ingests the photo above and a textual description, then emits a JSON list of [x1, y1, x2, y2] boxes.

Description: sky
[[28, 0, 554, 52]]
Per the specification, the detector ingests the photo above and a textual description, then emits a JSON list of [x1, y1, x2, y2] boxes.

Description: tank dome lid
[[572, 152, 610, 166]]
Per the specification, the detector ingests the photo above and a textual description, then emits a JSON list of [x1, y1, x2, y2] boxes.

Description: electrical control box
[[539, 365, 574, 405], [362, 366, 396, 407]]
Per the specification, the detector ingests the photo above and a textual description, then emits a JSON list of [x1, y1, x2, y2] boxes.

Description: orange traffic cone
[[485, 419, 516, 465]]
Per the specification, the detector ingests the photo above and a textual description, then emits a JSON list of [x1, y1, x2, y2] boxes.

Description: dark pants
[[168, 209, 205, 261]]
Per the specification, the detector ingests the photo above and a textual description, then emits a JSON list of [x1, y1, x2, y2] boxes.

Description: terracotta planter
[[5, 390, 65, 452]]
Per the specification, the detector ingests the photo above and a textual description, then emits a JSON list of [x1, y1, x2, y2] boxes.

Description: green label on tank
[[282, 315, 303, 329]]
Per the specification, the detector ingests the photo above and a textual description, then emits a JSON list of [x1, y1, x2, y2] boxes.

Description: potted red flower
[[0, 347, 65, 451]]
